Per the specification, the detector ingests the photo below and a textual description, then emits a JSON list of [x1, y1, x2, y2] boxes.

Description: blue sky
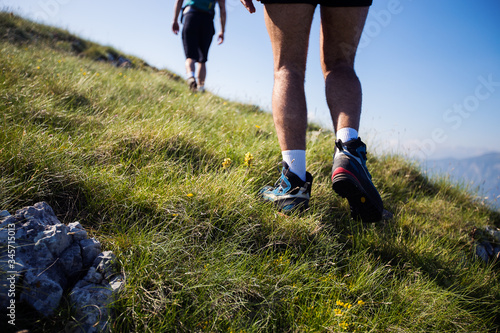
[[2, 0, 500, 160]]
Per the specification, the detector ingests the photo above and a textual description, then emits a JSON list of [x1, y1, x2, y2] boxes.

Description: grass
[[1, 12, 500, 332]]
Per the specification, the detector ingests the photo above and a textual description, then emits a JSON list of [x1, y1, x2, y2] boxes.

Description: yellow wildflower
[[334, 308, 343, 316], [187, 193, 194, 197], [358, 300, 365, 306], [244, 152, 254, 167], [255, 125, 261, 129], [222, 157, 232, 169]]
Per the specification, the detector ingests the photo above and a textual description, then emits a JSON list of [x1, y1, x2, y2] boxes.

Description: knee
[[274, 65, 306, 84], [323, 62, 356, 80]]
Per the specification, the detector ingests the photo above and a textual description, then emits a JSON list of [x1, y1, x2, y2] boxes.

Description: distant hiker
[[241, 0, 384, 222], [172, 0, 226, 92]]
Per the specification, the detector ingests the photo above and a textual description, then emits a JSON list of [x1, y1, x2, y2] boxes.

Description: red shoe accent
[[332, 167, 360, 183]]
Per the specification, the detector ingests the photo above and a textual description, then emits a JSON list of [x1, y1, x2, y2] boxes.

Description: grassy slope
[[1, 12, 499, 332]]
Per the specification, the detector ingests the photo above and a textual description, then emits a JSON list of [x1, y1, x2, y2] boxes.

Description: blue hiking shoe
[[260, 161, 313, 213], [331, 138, 383, 222]]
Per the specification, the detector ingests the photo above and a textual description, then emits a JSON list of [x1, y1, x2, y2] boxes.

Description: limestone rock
[[68, 221, 88, 241], [34, 223, 72, 257], [0, 202, 125, 331], [20, 270, 63, 315], [80, 238, 102, 267]]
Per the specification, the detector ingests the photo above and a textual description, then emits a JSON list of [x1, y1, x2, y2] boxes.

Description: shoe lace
[[273, 162, 304, 194], [271, 163, 286, 192]]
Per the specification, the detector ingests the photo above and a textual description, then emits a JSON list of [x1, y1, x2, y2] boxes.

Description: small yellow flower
[[358, 300, 365, 306], [36, 66, 40, 69], [244, 152, 254, 167], [223, 102, 228, 105], [172, 213, 178, 217], [339, 321, 348, 329], [83, 72, 87, 76], [255, 125, 261, 129], [334, 308, 343, 316], [222, 157, 232, 169], [187, 193, 194, 197]]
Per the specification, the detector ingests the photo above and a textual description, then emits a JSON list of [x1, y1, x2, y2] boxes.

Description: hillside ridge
[[1, 12, 500, 333]]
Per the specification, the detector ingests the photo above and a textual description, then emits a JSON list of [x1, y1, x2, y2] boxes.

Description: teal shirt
[[184, 0, 216, 12]]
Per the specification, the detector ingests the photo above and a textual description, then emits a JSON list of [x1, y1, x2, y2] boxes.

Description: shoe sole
[[332, 173, 383, 223]]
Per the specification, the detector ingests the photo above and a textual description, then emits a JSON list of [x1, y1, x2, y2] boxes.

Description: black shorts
[[260, 0, 372, 6], [182, 9, 215, 63]]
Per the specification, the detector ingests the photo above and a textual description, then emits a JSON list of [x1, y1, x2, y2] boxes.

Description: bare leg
[[185, 58, 196, 77], [320, 6, 369, 132], [264, 4, 316, 151], [322, 7, 384, 222], [196, 62, 207, 87]]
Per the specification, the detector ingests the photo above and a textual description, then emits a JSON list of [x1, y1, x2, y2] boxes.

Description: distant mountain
[[422, 153, 500, 210]]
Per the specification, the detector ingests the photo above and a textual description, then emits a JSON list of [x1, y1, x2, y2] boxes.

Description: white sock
[[282, 150, 306, 182], [336, 127, 358, 143]]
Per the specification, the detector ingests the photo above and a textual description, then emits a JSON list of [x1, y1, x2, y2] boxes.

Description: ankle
[[282, 150, 306, 182]]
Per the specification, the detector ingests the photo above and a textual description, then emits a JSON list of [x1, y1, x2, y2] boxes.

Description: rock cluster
[[472, 226, 500, 263], [0, 202, 125, 332]]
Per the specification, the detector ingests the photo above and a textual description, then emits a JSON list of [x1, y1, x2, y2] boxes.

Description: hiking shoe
[[187, 76, 197, 91], [260, 161, 313, 213], [331, 138, 383, 222]]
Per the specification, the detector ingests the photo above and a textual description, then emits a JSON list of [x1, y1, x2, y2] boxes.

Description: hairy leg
[[320, 6, 369, 132], [264, 4, 316, 151], [196, 62, 206, 86]]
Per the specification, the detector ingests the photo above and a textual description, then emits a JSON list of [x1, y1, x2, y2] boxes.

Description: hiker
[[241, 0, 384, 222], [172, 0, 226, 92]]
